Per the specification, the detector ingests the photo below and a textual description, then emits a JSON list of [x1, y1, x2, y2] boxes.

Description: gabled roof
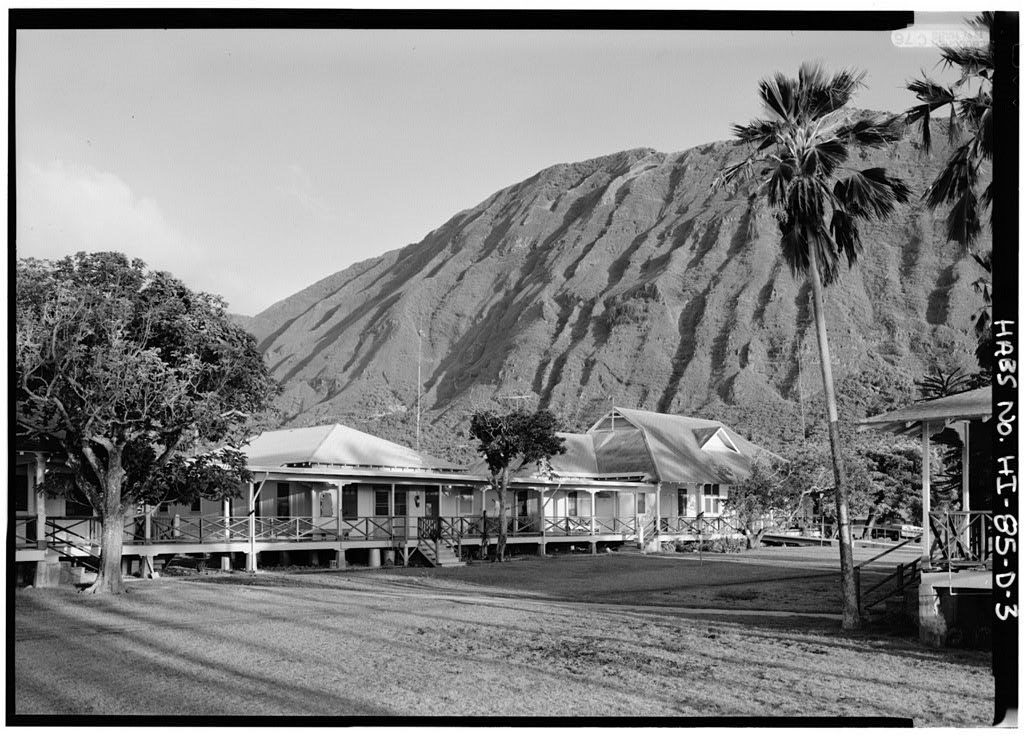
[[859, 386, 991, 435], [589, 407, 780, 485], [466, 431, 652, 482], [241, 424, 464, 473], [470, 407, 779, 486]]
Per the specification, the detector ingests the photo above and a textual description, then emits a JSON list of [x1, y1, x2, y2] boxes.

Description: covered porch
[[860, 386, 993, 647]]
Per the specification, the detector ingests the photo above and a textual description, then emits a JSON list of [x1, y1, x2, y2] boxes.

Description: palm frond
[[800, 64, 865, 120], [923, 142, 977, 209], [732, 119, 781, 150], [944, 188, 982, 246], [759, 72, 797, 121], [798, 135, 847, 177], [957, 90, 990, 124], [828, 208, 862, 269], [916, 367, 975, 400], [980, 181, 993, 211], [764, 158, 795, 208], [837, 115, 905, 149], [834, 169, 911, 220], [939, 44, 994, 78]]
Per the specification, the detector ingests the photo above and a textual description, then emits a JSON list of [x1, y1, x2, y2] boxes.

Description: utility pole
[[416, 328, 423, 451], [797, 346, 805, 439]]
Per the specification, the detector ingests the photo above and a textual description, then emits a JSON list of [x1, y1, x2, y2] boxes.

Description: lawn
[[13, 547, 993, 724]]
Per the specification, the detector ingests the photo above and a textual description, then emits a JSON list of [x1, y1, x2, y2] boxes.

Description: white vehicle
[[900, 524, 924, 539]]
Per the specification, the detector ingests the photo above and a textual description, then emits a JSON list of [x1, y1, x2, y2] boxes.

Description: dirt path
[[14, 553, 992, 723]]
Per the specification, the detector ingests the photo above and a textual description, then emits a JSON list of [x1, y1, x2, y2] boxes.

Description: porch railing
[[543, 516, 592, 536], [658, 516, 744, 536], [929, 510, 992, 568], [14, 516, 38, 548]]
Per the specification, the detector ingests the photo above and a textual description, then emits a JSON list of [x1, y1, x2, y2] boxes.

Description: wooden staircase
[[416, 540, 465, 567], [416, 517, 466, 567]]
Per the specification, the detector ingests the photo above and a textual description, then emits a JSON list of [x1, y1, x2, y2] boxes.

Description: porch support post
[[961, 420, 970, 511], [538, 489, 547, 557], [144, 503, 152, 542], [921, 421, 931, 569], [33, 453, 46, 550], [336, 484, 347, 569], [246, 481, 258, 573], [655, 482, 662, 548], [221, 498, 232, 570], [589, 490, 597, 555]]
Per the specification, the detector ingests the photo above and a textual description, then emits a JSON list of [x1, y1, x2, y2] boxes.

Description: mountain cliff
[[246, 128, 987, 460]]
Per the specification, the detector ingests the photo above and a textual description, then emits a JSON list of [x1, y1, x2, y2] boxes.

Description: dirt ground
[[13, 547, 993, 724]]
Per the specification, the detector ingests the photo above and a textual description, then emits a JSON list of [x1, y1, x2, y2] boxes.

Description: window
[[374, 486, 390, 517], [276, 483, 291, 517], [66, 488, 93, 516], [677, 489, 689, 517], [394, 488, 408, 516], [190, 498, 202, 513], [458, 489, 474, 516], [703, 484, 721, 515], [637, 494, 646, 514], [341, 485, 358, 519], [15, 474, 29, 513], [159, 502, 170, 513], [516, 490, 537, 517], [567, 491, 578, 517]]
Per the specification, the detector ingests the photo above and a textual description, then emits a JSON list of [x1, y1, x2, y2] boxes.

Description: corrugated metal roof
[[598, 407, 779, 485], [466, 432, 604, 479], [241, 424, 464, 472], [859, 386, 991, 435]]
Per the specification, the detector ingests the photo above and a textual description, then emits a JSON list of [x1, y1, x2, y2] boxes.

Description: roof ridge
[[613, 407, 666, 482], [307, 424, 343, 463]]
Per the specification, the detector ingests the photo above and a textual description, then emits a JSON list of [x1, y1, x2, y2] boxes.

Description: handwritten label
[[993, 320, 1018, 623]]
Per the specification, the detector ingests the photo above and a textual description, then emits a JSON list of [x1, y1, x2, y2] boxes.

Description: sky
[[15, 12, 976, 316]]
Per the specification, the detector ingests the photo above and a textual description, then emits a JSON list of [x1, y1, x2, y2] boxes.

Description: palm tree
[[718, 63, 911, 629], [905, 12, 993, 248]]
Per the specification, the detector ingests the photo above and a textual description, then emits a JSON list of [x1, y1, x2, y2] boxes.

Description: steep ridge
[[248, 130, 988, 460]]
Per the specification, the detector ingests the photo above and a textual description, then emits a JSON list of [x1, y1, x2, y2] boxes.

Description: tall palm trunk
[[807, 246, 861, 629]]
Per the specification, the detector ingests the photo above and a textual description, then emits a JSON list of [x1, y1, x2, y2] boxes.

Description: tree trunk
[[861, 505, 878, 540], [85, 452, 127, 595], [807, 247, 861, 630], [496, 469, 509, 562]]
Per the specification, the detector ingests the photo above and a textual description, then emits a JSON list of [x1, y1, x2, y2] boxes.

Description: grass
[[13, 547, 993, 723]]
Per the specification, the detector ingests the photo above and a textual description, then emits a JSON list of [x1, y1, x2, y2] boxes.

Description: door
[[423, 489, 440, 540]]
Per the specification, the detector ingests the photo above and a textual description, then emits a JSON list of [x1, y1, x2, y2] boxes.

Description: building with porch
[[14, 407, 777, 581], [858, 386, 993, 647]]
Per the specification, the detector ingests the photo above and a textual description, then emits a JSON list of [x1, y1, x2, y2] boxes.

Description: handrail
[[854, 534, 923, 571]]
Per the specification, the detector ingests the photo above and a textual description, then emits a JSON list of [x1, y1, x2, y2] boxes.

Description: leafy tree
[[724, 454, 822, 549], [16, 252, 279, 594], [468, 409, 565, 561], [904, 13, 993, 369], [718, 63, 911, 629], [857, 442, 923, 536]]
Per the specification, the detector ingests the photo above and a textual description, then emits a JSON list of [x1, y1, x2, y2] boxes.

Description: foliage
[[724, 453, 820, 548], [915, 366, 982, 400], [16, 252, 279, 593], [468, 409, 566, 561], [718, 63, 911, 287], [469, 409, 566, 479], [905, 14, 993, 370], [904, 12, 993, 248]]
